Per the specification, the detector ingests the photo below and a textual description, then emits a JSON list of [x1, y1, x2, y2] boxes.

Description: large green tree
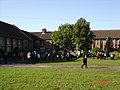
[[51, 18, 95, 52], [72, 18, 95, 52], [51, 23, 74, 51]]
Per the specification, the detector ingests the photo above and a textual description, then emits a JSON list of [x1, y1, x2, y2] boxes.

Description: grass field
[[0, 58, 120, 90], [38, 57, 120, 66]]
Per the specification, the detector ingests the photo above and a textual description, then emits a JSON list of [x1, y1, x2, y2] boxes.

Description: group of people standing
[[0, 49, 75, 64], [17, 50, 74, 64], [96, 52, 107, 60], [17, 51, 50, 64]]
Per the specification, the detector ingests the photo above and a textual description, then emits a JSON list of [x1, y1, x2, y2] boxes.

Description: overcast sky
[[1, 0, 120, 32]]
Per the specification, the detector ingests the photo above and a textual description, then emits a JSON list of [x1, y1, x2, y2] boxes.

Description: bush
[[91, 47, 100, 56], [109, 51, 120, 60]]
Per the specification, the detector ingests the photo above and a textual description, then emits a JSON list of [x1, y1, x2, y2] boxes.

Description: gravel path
[[0, 64, 120, 70]]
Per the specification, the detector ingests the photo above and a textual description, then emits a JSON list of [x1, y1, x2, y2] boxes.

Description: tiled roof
[[92, 30, 120, 39], [40, 32, 52, 40], [22, 30, 42, 40], [0, 21, 29, 40], [32, 32, 52, 40], [32, 30, 120, 40]]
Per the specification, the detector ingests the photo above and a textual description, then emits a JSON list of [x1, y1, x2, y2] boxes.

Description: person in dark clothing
[[4, 52, 8, 64], [81, 55, 88, 68]]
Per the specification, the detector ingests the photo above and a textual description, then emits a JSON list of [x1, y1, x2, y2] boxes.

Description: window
[[103, 40, 106, 46], [100, 40, 103, 45], [0, 37, 5, 50], [117, 40, 120, 48], [6, 38, 12, 52], [18, 40, 22, 49], [13, 39, 17, 49], [95, 40, 99, 46]]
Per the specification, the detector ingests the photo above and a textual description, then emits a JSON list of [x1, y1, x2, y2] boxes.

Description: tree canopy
[[51, 18, 95, 52], [72, 18, 95, 52], [51, 23, 74, 51]]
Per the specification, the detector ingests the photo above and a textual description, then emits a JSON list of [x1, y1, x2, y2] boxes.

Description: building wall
[[0, 36, 31, 53], [18, 40, 23, 49], [34, 40, 41, 50], [93, 38, 120, 51], [41, 40, 53, 49], [0, 37, 5, 50], [6, 38, 12, 52], [117, 40, 120, 48]]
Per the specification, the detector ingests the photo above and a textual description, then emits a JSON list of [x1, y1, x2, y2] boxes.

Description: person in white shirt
[[27, 52, 31, 63]]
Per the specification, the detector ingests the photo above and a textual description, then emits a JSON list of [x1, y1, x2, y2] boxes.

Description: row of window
[[94, 39, 120, 48], [0, 37, 28, 52]]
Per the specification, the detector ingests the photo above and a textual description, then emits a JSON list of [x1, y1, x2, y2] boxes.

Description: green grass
[[0, 58, 120, 90], [88, 58, 120, 66], [38, 58, 120, 66], [0, 68, 120, 90]]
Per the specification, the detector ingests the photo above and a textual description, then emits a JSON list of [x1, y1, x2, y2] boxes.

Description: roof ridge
[[92, 29, 120, 31], [13, 25, 32, 40]]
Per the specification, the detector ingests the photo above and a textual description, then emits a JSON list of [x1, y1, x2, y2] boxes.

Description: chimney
[[42, 28, 47, 34]]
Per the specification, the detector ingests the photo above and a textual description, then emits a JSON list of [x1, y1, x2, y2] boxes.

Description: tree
[[72, 18, 95, 53], [105, 37, 113, 53], [51, 23, 74, 51], [51, 18, 95, 52], [91, 47, 100, 55]]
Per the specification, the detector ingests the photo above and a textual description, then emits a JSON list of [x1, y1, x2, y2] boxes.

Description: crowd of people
[[96, 52, 115, 60], [1, 50, 74, 64], [96, 52, 107, 60], [0, 48, 116, 64]]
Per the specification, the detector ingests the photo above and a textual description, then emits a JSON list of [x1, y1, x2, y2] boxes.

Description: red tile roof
[[92, 30, 120, 39]]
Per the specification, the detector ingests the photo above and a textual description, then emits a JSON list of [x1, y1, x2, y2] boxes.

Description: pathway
[[0, 64, 120, 70]]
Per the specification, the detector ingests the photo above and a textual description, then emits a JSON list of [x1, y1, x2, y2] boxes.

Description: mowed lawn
[[0, 58, 120, 90], [39, 57, 120, 66]]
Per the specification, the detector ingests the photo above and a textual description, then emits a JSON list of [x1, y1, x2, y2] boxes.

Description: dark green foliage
[[73, 18, 95, 52], [105, 37, 113, 53], [91, 47, 100, 55], [51, 23, 74, 51], [109, 51, 120, 59], [51, 18, 95, 52]]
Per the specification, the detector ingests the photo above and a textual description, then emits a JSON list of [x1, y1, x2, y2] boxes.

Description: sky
[[0, 0, 120, 32]]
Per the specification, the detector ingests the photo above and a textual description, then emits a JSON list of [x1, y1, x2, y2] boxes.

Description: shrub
[[109, 51, 120, 60], [91, 47, 100, 56]]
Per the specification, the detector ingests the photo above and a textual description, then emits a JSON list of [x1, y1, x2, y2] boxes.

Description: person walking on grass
[[81, 55, 88, 68]]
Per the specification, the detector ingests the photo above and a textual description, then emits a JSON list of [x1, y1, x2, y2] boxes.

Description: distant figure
[[4, 52, 8, 64], [66, 52, 70, 61], [104, 53, 106, 59], [96, 52, 99, 59], [110, 54, 114, 60], [19, 52, 23, 60], [27, 52, 31, 64], [13, 53, 16, 63], [81, 55, 88, 68]]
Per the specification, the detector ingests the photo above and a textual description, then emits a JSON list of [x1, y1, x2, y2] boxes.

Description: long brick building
[[1, 21, 120, 53], [0, 21, 42, 53], [92, 30, 120, 51], [32, 29, 120, 51]]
